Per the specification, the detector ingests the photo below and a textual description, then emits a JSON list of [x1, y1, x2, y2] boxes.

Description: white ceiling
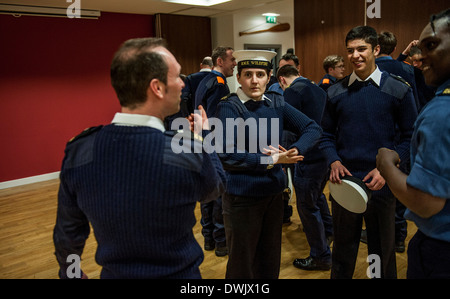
[[0, 0, 285, 17]]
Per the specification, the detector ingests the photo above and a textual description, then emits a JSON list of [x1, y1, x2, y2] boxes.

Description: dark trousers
[[223, 193, 283, 279], [407, 230, 450, 279], [395, 199, 408, 242], [330, 191, 397, 279], [200, 197, 225, 247], [294, 160, 333, 262], [396, 160, 410, 242]]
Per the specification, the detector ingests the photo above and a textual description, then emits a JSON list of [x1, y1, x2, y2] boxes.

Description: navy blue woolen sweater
[[195, 70, 230, 117], [283, 76, 327, 163], [53, 124, 226, 279], [320, 72, 418, 181], [215, 91, 322, 197]]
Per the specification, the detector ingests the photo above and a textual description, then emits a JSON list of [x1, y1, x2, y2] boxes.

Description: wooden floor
[[0, 179, 417, 279]]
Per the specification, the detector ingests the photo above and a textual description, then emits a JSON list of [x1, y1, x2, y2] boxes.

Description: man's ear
[[149, 78, 164, 99], [216, 56, 224, 67], [278, 76, 286, 88], [373, 44, 381, 57]]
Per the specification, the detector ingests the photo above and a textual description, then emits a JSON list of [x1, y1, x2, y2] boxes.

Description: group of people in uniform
[[53, 8, 450, 279]]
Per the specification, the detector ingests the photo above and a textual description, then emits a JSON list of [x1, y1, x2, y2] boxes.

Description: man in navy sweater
[[375, 31, 420, 253], [53, 38, 226, 279], [181, 56, 213, 115], [276, 65, 333, 271], [376, 31, 419, 110], [320, 26, 418, 279], [377, 8, 450, 279], [194, 46, 236, 257], [195, 46, 236, 117], [215, 50, 322, 279]]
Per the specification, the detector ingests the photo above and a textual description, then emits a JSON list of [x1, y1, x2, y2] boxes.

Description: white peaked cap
[[233, 50, 277, 70], [233, 50, 277, 63]]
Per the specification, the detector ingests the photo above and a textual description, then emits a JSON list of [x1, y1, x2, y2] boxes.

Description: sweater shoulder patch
[[68, 125, 103, 144], [204, 75, 224, 89], [264, 91, 285, 108], [389, 74, 411, 87], [327, 77, 349, 99], [381, 74, 411, 99], [64, 126, 103, 169], [219, 94, 247, 115]]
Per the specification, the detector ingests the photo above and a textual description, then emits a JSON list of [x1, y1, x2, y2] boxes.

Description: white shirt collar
[[236, 87, 269, 104], [200, 68, 212, 72], [111, 113, 166, 132], [348, 66, 382, 87]]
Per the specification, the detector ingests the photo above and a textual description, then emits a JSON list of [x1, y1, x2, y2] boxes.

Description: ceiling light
[[162, 0, 232, 6], [262, 13, 280, 17]]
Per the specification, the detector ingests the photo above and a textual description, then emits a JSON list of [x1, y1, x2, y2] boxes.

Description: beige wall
[[212, 0, 295, 92]]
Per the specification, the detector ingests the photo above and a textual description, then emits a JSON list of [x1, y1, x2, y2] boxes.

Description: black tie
[[350, 79, 376, 90], [244, 100, 264, 110]]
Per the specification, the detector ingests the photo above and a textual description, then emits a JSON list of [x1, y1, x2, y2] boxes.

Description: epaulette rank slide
[[68, 125, 103, 143], [441, 84, 450, 95], [390, 74, 411, 88], [221, 93, 237, 101]]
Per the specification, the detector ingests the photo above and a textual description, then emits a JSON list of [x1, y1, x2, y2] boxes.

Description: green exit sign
[[266, 16, 277, 24]]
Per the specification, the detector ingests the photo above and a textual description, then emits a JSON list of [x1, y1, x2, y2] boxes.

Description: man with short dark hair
[[277, 65, 333, 271], [195, 46, 236, 117], [53, 38, 226, 279], [377, 8, 450, 279], [376, 31, 419, 110], [268, 52, 301, 95], [320, 26, 418, 279], [375, 31, 421, 253], [194, 46, 237, 257]]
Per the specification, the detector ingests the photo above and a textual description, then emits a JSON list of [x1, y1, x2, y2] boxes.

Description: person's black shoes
[[205, 241, 228, 256], [215, 246, 228, 257], [293, 256, 331, 271], [396, 241, 406, 253], [204, 240, 215, 251]]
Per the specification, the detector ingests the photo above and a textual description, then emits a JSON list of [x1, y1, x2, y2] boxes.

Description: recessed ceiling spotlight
[[162, 0, 232, 6]]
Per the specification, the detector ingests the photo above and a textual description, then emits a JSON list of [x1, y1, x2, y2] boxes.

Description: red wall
[[0, 12, 154, 182]]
